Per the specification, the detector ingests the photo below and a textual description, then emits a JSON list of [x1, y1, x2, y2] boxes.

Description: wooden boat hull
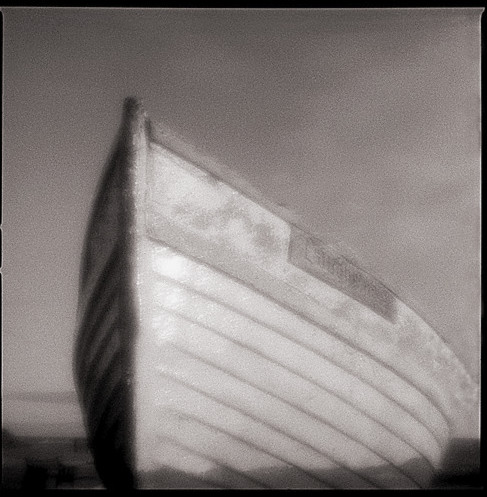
[[74, 98, 478, 489]]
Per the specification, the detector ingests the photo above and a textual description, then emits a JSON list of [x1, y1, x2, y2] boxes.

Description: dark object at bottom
[[21, 464, 48, 489]]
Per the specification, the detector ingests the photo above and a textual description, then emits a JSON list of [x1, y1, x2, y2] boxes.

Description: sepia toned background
[[2, 7, 481, 440]]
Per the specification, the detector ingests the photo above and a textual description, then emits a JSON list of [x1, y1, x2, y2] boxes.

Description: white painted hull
[[74, 98, 478, 489]]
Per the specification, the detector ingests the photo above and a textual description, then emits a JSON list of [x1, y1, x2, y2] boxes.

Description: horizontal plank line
[[149, 237, 451, 436], [151, 269, 445, 450], [159, 405, 334, 488], [81, 327, 121, 406], [159, 342, 405, 489], [155, 368, 378, 489], [79, 242, 121, 315], [155, 303, 437, 475], [86, 355, 124, 435], [76, 280, 120, 376], [79, 319, 120, 389]]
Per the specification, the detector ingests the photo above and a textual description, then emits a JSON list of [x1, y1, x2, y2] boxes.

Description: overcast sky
[[2, 7, 481, 436]]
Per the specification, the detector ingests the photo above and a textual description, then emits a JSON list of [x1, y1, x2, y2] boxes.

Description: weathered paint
[[143, 137, 477, 438], [289, 226, 396, 322]]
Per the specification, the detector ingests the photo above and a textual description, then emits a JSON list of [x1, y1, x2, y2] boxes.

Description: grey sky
[[2, 8, 481, 435]]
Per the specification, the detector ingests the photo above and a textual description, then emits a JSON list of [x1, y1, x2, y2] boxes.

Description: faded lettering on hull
[[289, 227, 396, 322]]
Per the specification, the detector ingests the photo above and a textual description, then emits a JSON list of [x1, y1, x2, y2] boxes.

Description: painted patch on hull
[[289, 227, 397, 322]]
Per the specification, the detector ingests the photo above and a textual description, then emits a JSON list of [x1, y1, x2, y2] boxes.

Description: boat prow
[[74, 98, 479, 489]]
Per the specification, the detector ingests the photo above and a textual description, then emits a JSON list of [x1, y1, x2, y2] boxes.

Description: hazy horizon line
[[4, 391, 79, 403]]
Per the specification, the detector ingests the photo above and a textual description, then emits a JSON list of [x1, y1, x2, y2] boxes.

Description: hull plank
[[74, 98, 478, 489]]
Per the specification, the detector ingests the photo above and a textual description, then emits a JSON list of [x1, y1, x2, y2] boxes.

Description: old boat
[[73, 98, 478, 489]]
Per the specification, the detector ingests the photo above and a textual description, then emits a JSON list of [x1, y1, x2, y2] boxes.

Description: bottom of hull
[[136, 457, 433, 489]]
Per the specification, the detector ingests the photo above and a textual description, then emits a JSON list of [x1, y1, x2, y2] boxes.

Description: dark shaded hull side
[[73, 99, 143, 489], [75, 243, 134, 489]]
